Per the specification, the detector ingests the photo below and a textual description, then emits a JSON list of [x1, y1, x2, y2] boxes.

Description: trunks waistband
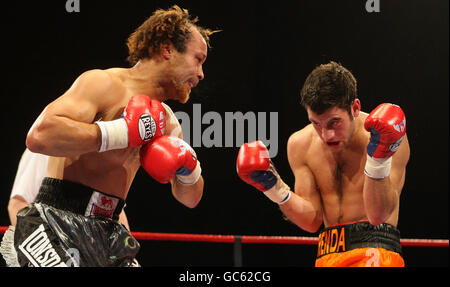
[[35, 177, 125, 221], [316, 221, 402, 258]]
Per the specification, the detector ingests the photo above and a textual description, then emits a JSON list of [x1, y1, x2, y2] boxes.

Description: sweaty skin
[[280, 100, 410, 232], [26, 27, 207, 205]]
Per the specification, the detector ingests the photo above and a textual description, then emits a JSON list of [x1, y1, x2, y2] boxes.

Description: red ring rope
[[1, 226, 447, 247]]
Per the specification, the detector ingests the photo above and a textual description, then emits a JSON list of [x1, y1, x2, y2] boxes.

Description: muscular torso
[[299, 115, 399, 227], [46, 68, 179, 200]]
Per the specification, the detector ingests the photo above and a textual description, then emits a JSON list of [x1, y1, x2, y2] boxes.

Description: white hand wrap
[[264, 178, 292, 205], [95, 119, 129, 152], [176, 161, 202, 185], [364, 155, 392, 179]]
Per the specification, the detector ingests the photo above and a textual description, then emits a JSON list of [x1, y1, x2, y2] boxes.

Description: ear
[[352, 98, 361, 118], [160, 40, 173, 60]]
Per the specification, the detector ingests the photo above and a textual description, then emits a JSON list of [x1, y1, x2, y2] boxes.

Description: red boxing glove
[[124, 95, 166, 148], [95, 95, 166, 152], [364, 103, 406, 179], [365, 103, 406, 159], [140, 136, 201, 185], [236, 141, 291, 204]]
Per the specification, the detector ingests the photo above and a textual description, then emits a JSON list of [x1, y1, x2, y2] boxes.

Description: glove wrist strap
[[364, 155, 392, 179], [264, 178, 292, 205], [177, 161, 202, 185], [95, 119, 129, 152]]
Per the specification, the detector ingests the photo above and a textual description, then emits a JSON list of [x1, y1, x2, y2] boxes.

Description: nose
[[321, 128, 335, 141], [197, 66, 204, 81]]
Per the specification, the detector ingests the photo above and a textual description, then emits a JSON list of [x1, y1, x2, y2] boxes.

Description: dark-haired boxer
[[237, 62, 409, 267], [1, 5, 216, 267]]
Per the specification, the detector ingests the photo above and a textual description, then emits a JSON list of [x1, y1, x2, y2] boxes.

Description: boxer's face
[[167, 27, 207, 103], [307, 99, 360, 153]]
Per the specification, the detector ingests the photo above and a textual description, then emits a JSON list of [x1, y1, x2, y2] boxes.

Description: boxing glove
[[140, 136, 202, 185], [364, 103, 406, 179], [236, 141, 291, 204], [95, 95, 166, 152]]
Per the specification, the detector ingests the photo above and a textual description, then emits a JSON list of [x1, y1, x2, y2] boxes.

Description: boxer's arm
[[162, 102, 182, 138], [7, 195, 28, 226], [118, 210, 130, 231], [26, 70, 114, 157], [163, 103, 203, 208], [279, 131, 323, 233], [363, 135, 410, 225], [171, 175, 204, 208], [8, 149, 49, 226]]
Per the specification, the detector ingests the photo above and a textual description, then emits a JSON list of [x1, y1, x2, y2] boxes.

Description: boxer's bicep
[[292, 165, 322, 213], [26, 70, 116, 155], [287, 132, 323, 216], [279, 133, 323, 232], [46, 70, 115, 123]]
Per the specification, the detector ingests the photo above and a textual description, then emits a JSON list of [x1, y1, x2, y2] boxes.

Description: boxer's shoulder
[[73, 69, 120, 92], [287, 126, 314, 166], [64, 69, 125, 107], [288, 126, 315, 152], [70, 69, 131, 117]]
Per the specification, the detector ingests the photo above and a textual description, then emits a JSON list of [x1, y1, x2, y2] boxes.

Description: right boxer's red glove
[[236, 141, 291, 204], [364, 103, 406, 179], [95, 95, 166, 152]]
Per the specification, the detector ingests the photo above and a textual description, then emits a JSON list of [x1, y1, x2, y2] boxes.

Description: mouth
[[326, 141, 341, 148], [187, 79, 197, 89]]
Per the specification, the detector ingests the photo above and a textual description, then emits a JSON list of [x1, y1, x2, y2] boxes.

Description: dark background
[[0, 0, 448, 267]]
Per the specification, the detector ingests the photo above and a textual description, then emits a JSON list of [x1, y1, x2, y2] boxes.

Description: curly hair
[[126, 5, 217, 65], [300, 61, 358, 115]]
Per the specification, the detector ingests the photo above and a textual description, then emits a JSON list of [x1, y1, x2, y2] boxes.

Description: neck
[[123, 60, 172, 102]]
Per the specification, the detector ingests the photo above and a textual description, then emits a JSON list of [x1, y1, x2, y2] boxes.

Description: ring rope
[[1, 226, 447, 247]]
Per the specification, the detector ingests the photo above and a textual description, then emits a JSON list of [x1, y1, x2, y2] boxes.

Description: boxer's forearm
[[279, 193, 322, 233], [171, 176, 204, 208], [27, 115, 101, 157], [118, 210, 130, 231], [363, 176, 398, 226], [8, 196, 29, 226]]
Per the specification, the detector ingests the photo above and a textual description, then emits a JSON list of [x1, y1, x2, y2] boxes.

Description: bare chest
[[308, 148, 367, 224], [311, 155, 365, 198], [51, 90, 139, 197]]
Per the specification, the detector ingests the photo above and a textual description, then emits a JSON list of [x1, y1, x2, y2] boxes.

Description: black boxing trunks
[[2, 177, 140, 267], [315, 221, 404, 267]]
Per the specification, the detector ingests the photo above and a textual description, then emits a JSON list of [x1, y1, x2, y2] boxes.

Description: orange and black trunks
[[315, 222, 404, 267]]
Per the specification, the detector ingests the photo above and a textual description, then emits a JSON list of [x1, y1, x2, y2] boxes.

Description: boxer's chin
[[326, 141, 343, 152], [175, 83, 191, 104]]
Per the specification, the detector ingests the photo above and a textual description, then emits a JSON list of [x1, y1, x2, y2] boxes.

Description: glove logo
[[389, 135, 404, 153], [159, 111, 166, 135], [393, 118, 406, 133], [139, 114, 157, 141], [188, 145, 197, 161]]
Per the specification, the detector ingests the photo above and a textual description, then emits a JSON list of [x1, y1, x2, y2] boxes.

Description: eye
[[329, 120, 341, 128], [310, 120, 320, 127]]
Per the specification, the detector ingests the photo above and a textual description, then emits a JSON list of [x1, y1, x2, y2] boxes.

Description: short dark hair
[[126, 5, 218, 65], [300, 61, 357, 115]]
